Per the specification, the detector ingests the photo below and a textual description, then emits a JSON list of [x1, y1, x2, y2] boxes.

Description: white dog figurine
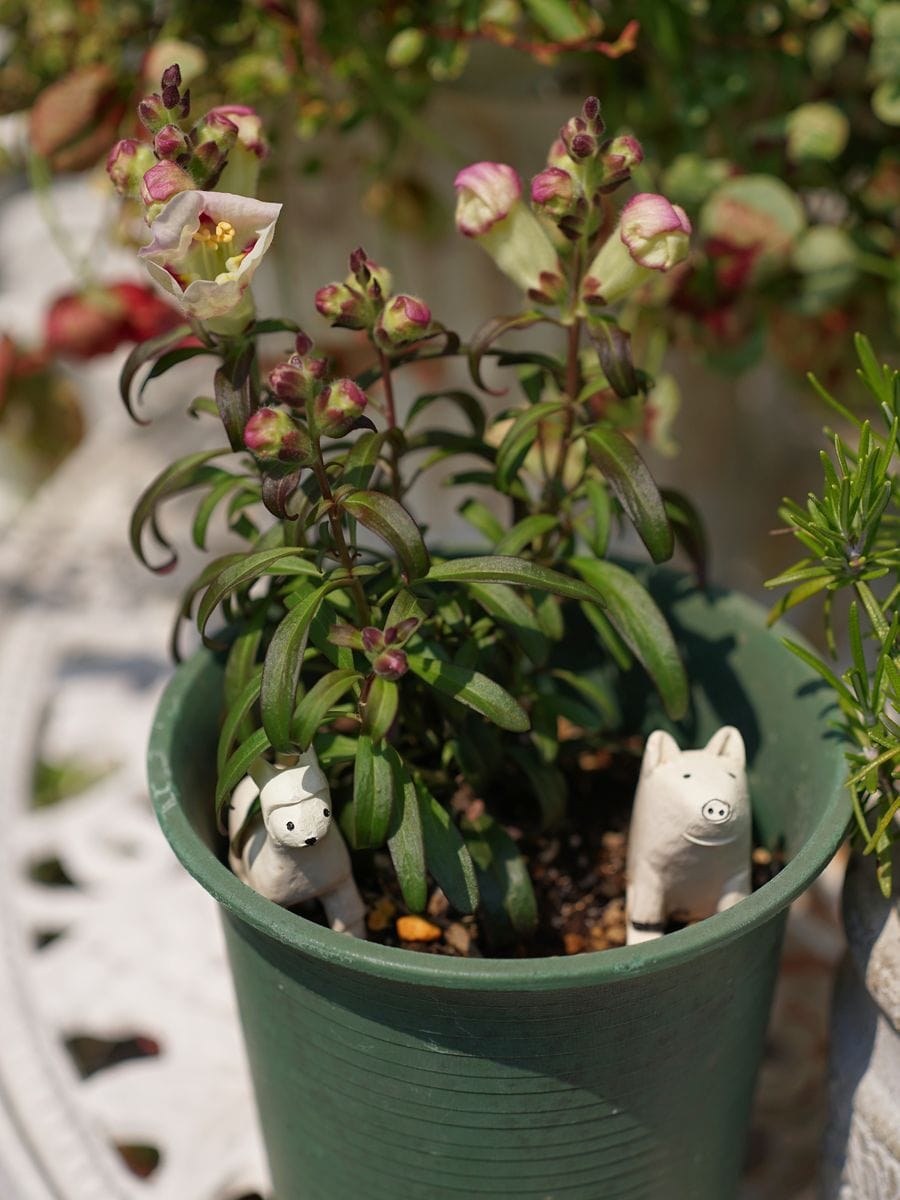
[[625, 726, 751, 946], [228, 749, 367, 938]]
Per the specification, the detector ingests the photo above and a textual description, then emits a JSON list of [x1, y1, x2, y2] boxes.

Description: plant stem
[[378, 348, 402, 499], [312, 452, 371, 625]]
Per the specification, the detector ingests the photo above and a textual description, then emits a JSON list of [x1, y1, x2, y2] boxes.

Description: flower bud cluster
[[327, 616, 421, 680], [315, 247, 435, 352], [106, 64, 269, 218]]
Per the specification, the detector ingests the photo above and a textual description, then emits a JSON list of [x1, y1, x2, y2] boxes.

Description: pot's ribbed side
[[222, 906, 784, 1200]]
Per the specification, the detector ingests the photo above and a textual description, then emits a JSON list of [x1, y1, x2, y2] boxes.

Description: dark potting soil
[[287, 735, 785, 960]]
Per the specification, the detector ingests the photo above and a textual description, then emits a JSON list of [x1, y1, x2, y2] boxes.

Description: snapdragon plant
[[767, 335, 900, 897], [114, 71, 700, 940]]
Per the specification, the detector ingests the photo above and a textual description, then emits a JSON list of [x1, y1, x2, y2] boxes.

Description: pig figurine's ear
[[704, 726, 746, 767], [640, 729, 681, 779]]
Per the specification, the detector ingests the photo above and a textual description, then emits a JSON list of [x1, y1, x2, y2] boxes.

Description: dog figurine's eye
[[286, 821, 295, 831]]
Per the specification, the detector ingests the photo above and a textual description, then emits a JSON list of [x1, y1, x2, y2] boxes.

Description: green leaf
[[522, 0, 592, 41], [458, 498, 505, 544], [352, 735, 395, 848], [196, 548, 322, 641], [341, 431, 388, 492], [130, 449, 232, 571], [407, 389, 486, 438], [248, 318, 301, 336], [571, 558, 688, 719], [139, 345, 215, 396], [588, 317, 639, 399], [387, 758, 427, 911], [495, 400, 566, 493], [170, 552, 246, 661], [584, 477, 611, 557], [461, 813, 538, 937], [782, 637, 856, 706], [416, 777, 479, 913], [467, 311, 546, 393], [217, 667, 264, 775], [215, 726, 270, 830], [341, 490, 429, 580], [507, 745, 567, 829], [407, 651, 530, 731], [766, 575, 833, 626], [192, 473, 257, 551], [534, 590, 564, 641], [119, 323, 192, 424], [662, 487, 708, 583], [494, 514, 557, 555], [551, 668, 617, 724], [384, 589, 429, 632], [584, 427, 673, 563], [422, 555, 608, 605], [579, 599, 632, 670], [260, 583, 338, 752], [466, 582, 548, 665], [223, 606, 267, 710], [361, 675, 399, 742], [291, 668, 362, 750]]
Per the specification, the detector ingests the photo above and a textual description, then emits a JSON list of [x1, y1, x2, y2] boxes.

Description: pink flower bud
[[347, 248, 393, 301], [268, 356, 328, 405], [137, 94, 168, 135], [314, 282, 368, 330], [295, 330, 314, 356], [361, 627, 384, 652], [154, 123, 189, 161], [191, 110, 239, 152], [374, 293, 432, 348], [106, 138, 156, 198], [454, 162, 522, 237], [203, 104, 268, 158], [244, 407, 313, 465], [372, 649, 409, 680], [384, 617, 420, 646], [314, 378, 368, 438], [602, 135, 643, 178], [531, 167, 576, 216], [620, 193, 692, 269], [140, 160, 196, 206]]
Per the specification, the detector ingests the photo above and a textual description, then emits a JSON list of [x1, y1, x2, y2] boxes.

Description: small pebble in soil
[[396, 915, 442, 943]]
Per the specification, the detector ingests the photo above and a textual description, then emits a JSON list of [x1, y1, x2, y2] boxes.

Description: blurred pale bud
[[314, 378, 368, 437]]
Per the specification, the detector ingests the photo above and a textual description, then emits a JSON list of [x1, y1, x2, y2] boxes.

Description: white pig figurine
[[625, 725, 751, 945], [228, 749, 367, 938]]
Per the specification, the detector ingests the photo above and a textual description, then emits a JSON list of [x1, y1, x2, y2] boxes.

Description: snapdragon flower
[[581, 193, 691, 308], [139, 190, 281, 331], [455, 162, 565, 304]]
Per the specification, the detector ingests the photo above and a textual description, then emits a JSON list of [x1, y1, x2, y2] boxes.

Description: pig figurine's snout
[[701, 799, 732, 824]]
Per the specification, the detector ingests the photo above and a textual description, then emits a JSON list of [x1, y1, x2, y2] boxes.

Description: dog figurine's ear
[[704, 726, 746, 767]]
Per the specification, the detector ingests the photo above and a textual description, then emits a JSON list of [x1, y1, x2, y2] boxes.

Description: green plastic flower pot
[[148, 569, 847, 1200]]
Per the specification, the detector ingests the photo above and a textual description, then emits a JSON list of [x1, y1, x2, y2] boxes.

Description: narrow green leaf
[[416, 777, 479, 914], [458, 498, 505, 544], [192, 474, 256, 551], [551, 668, 617, 724], [461, 813, 538, 937], [341, 431, 387, 492], [197, 548, 322, 641], [139, 345, 215, 395], [170, 552, 245, 661], [407, 651, 530, 731], [422, 555, 608, 605], [260, 584, 336, 752], [507, 745, 567, 829], [130, 449, 232, 571], [361, 675, 400, 742], [291, 668, 362, 750], [384, 589, 429, 632], [494, 514, 556, 555], [584, 477, 611, 557], [406, 389, 486, 438], [579, 600, 632, 670], [534, 590, 564, 641], [341, 490, 430, 580], [495, 400, 566, 493], [387, 757, 427, 911], [119, 323, 192, 423], [662, 487, 708, 583], [466, 582, 548, 665], [522, 0, 592, 41], [217, 667, 264, 775], [571, 558, 688, 719], [583, 426, 673, 563], [215, 726, 271, 830], [782, 637, 856, 705], [352, 735, 395, 848], [467, 311, 546, 393], [766, 576, 833, 626]]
